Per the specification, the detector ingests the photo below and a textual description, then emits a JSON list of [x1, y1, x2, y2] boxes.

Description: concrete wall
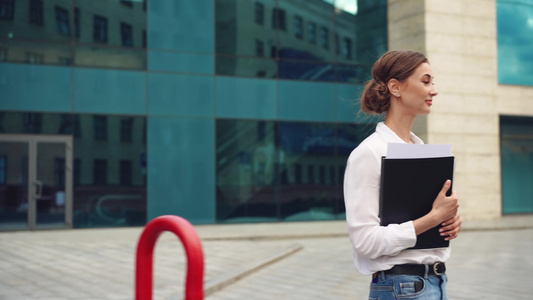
[[388, 0, 510, 220]]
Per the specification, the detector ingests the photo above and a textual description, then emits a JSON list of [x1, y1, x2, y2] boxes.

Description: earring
[[395, 94, 400, 97]]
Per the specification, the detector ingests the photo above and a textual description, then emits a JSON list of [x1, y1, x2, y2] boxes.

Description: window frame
[[55, 5, 70, 36], [0, 0, 15, 20], [272, 8, 286, 31], [255, 2, 264, 25], [120, 22, 134, 47], [294, 15, 303, 39], [29, 0, 44, 26], [93, 15, 108, 43]]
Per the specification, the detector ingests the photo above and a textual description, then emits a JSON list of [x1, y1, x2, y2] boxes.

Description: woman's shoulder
[[348, 132, 387, 162]]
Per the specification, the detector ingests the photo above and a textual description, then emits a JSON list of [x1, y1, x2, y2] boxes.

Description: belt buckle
[[433, 262, 444, 275]]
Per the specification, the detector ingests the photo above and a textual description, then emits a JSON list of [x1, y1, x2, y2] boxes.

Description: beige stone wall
[[388, 0, 504, 220]]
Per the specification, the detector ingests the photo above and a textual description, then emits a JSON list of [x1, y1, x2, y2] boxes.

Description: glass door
[[0, 135, 72, 230]]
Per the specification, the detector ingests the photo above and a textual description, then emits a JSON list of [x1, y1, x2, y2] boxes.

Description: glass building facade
[[497, 0, 533, 214], [0, 0, 387, 230], [497, 0, 533, 86]]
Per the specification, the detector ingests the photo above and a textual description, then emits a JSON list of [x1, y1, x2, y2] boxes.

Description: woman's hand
[[413, 180, 460, 236], [440, 214, 462, 241], [431, 180, 459, 224]]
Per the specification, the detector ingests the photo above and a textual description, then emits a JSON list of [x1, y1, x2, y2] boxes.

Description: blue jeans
[[369, 271, 448, 300]]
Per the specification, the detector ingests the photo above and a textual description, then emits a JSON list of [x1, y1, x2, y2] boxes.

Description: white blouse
[[343, 122, 450, 275]]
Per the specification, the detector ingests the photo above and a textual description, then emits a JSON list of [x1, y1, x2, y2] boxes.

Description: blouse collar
[[375, 122, 424, 145]]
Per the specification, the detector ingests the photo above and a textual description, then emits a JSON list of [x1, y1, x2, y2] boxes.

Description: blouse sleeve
[[343, 145, 416, 259]]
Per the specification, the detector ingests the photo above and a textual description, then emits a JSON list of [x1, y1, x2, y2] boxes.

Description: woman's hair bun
[[359, 50, 428, 115], [360, 79, 391, 114]]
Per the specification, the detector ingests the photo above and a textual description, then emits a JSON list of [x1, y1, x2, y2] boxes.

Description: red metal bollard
[[135, 215, 204, 300]]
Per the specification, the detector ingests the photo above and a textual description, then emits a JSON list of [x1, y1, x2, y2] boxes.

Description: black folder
[[379, 156, 455, 249]]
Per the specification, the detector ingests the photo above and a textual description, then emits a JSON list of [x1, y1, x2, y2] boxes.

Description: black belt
[[382, 262, 446, 276]]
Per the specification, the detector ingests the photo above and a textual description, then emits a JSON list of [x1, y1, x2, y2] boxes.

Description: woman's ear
[[387, 79, 400, 97]]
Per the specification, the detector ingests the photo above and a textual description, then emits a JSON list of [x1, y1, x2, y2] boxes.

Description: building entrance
[[0, 135, 72, 230]]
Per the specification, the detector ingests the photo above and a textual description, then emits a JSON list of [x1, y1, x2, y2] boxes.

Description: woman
[[343, 50, 462, 300]]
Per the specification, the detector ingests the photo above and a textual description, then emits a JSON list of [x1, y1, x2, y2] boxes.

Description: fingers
[[439, 214, 462, 241], [444, 231, 459, 241], [440, 179, 452, 195], [441, 214, 459, 227]]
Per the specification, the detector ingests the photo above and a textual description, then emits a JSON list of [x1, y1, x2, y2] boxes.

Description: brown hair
[[360, 50, 428, 114]]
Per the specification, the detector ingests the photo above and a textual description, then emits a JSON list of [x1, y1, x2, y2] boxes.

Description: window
[[120, 0, 133, 7], [294, 163, 302, 184], [307, 165, 315, 184], [294, 15, 303, 39], [308, 22, 316, 44], [255, 2, 264, 25], [0, 0, 15, 20], [319, 165, 326, 184], [74, 8, 80, 38], [74, 159, 81, 186], [0, 156, 6, 184], [120, 160, 132, 185], [0, 48, 6, 61], [120, 22, 133, 47], [93, 116, 107, 141], [329, 166, 335, 185], [320, 27, 329, 49], [23, 113, 42, 133], [120, 117, 133, 142], [54, 158, 65, 186], [73, 115, 81, 138], [26, 52, 44, 64], [280, 164, 288, 184], [255, 39, 264, 57], [142, 118, 147, 144], [93, 159, 107, 185], [93, 15, 108, 43], [270, 45, 277, 58], [29, 0, 44, 25], [58, 115, 73, 134], [272, 8, 286, 30], [343, 37, 352, 59], [55, 6, 70, 36]]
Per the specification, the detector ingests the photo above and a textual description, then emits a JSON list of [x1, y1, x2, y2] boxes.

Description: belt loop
[[424, 264, 429, 280], [379, 271, 386, 283]]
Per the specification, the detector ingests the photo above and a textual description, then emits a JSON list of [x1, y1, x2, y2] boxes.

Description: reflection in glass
[[36, 142, 66, 227], [497, 0, 533, 85], [216, 56, 277, 78], [0, 141, 29, 230], [215, 0, 387, 83], [0, 39, 72, 65], [0, 112, 148, 228], [278, 122, 338, 221], [216, 119, 278, 223], [216, 119, 375, 223], [278, 59, 335, 82], [73, 114, 147, 228], [0, 112, 79, 135], [500, 116, 533, 213], [0, 0, 147, 69]]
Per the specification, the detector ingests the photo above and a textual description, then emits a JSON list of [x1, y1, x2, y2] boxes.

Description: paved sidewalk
[[0, 215, 532, 300]]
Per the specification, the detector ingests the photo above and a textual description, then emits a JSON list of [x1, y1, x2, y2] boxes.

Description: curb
[[168, 243, 304, 300]]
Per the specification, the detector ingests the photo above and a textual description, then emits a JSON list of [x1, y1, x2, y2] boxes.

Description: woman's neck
[[384, 110, 416, 144]]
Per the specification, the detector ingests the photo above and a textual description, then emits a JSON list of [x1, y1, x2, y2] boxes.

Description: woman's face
[[396, 62, 438, 116]]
